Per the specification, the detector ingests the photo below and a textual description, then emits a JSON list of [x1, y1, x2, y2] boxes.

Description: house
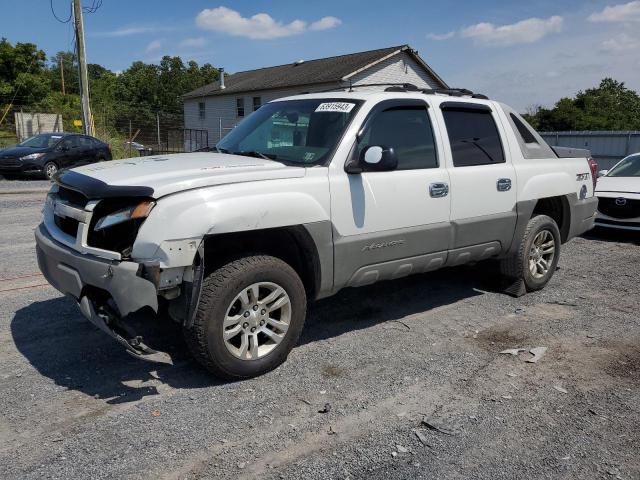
[[182, 45, 448, 148]]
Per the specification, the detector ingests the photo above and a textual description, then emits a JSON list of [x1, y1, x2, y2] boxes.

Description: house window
[[236, 98, 245, 117], [198, 102, 205, 120], [253, 96, 262, 111]]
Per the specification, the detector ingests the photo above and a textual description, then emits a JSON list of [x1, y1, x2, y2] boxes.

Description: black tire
[[500, 214, 561, 292], [43, 161, 58, 180], [183, 255, 307, 379]]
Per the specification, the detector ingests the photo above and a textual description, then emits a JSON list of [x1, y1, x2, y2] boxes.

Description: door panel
[[329, 100, 451, 289], [448, 163, 517, 248], [439, 104, 517, 249]]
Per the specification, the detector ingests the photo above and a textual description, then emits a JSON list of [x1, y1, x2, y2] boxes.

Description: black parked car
[[0, 132, 112, 179]]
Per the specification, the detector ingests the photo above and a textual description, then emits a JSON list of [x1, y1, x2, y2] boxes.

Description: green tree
[[525, 78, 640, 131], [0, 38, 48, 103]]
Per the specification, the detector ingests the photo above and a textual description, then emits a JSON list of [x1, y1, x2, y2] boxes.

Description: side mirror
[[597, 169, 608, 178], [58, 145, 69, 152], [345, 145, 398, 174]]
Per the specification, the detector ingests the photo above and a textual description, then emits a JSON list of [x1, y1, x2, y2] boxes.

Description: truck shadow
[[301, 264, 492, 345], [11, 298, 216, 405], [11, 264, 496, 404]]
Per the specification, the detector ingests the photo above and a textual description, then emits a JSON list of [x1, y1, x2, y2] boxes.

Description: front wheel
[[43, 161, 58, 180], [183, 255, 307, 379], [501, 214, 561, 293]]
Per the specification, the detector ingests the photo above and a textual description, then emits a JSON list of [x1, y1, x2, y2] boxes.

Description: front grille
[[597, 196, 640, 219], [54, 214, 79, 237], [51, 188, 85, 238], [57, 186, 88, 209], [0, 158, 21, 167]]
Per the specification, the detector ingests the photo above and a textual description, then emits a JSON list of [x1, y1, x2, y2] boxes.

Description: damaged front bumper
[[35, 223, 172, 363]]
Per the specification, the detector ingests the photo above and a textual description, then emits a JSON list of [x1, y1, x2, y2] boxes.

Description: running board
[[78, 296, 173, 365]]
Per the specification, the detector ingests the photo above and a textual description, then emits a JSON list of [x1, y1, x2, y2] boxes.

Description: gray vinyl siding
[[183, 51, 444, 148], [348, 52, 441, 90], [183, 83, 336, 146]]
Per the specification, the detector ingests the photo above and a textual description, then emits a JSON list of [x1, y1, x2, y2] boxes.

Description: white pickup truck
[[36, 87, 598, 378]]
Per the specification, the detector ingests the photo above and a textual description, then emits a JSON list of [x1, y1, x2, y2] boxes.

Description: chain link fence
[[0, 103, 214, 159]]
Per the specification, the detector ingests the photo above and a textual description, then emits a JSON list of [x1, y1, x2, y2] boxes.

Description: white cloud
[[195, 6, 341, 39], [309, 16, 342, 31], [588, 1, 640, 22], [461, 15, 563, 46], [601, 32, 640, 52], [94, 26, 173, 37], [179, 37, 206, 48], [427, 31, 455, 41], [145, 40, 162, 53]]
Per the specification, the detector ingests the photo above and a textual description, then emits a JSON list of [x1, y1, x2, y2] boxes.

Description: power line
[[50, 0, 72, 23], [51, 0, 102, 24], [83, 0, 102, 14]]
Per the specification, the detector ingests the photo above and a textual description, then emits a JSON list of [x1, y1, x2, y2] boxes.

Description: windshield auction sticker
[[315, 102, 356, 113]]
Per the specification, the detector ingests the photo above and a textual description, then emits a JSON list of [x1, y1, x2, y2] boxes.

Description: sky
[[3, 0, 640, 110]]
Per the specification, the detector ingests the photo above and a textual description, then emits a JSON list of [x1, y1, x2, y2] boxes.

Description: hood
[[57, 152, 306, 199], [595, 176, 640, 196], [0, 146, 49, 158]]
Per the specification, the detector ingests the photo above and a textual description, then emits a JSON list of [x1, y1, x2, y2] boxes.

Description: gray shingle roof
[[183, 45, 446, 99]]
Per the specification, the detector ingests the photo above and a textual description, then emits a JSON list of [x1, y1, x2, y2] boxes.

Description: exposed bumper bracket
[[78, 296, 173, 365]]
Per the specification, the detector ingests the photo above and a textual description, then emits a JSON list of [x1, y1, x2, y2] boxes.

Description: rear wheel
[[43, 162, 58, 180], [501, 214, 561, 293], [183, 255, 306, 379]]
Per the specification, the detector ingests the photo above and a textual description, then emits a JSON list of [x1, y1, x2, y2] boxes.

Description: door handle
[[429, 182, 449, 198], [497, 178, 512, 192]]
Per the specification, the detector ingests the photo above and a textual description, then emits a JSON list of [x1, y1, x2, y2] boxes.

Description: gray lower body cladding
[[332, 216, 512, 291], [330, 195, 597, 293], [333, 222, 452, 289], [567, 195, 597, 239], [35, 224, 158, 316]]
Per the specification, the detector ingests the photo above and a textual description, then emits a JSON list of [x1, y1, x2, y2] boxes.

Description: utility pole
[[156, 112, 161, 153], [59, 56, 65, 96], [73, 0, 93, 136]]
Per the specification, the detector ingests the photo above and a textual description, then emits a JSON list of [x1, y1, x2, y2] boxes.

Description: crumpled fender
[[131, 176, 330, 263]]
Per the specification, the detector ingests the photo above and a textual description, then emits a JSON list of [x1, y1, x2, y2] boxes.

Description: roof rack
[[319, 82, 489, 99], [420, 88, 489, 100], [319, 82, 420, 93]]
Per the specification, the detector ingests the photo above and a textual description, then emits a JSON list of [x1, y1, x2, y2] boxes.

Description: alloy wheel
[[528, 230, 555, 279], [45, 163, 58, 179], [222, 282, 291, 360]]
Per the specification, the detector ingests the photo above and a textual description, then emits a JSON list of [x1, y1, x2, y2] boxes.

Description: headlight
[[20, 152, 46, 161], [94, 200, 155, 231]]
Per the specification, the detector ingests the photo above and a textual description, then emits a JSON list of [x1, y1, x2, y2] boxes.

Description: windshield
[[607, 155, 640, 177], [217, 99, 362, 165], [18, 134, 63, 148]]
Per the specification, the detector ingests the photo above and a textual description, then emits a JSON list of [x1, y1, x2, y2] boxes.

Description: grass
[[0, 129, 17, 148]]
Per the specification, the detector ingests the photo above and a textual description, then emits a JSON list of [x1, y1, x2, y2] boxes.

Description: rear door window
[[442, 106, 505, 167]]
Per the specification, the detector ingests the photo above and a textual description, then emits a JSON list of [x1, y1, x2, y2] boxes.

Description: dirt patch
[[474, 325, 530, 350], [602, 341, 640, 379], [321, 365, 345, 378]]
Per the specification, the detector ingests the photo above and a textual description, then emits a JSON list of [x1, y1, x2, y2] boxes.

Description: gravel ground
[[0, 188, 638, 480], [0, 177, 52, 193]]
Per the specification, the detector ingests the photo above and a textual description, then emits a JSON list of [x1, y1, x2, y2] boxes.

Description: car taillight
[[587, 157, 598, 189]]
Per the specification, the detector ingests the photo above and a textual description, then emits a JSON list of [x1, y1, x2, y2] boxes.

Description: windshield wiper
[[214, 146, 231, 154], [233, 150, 278, 160]]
